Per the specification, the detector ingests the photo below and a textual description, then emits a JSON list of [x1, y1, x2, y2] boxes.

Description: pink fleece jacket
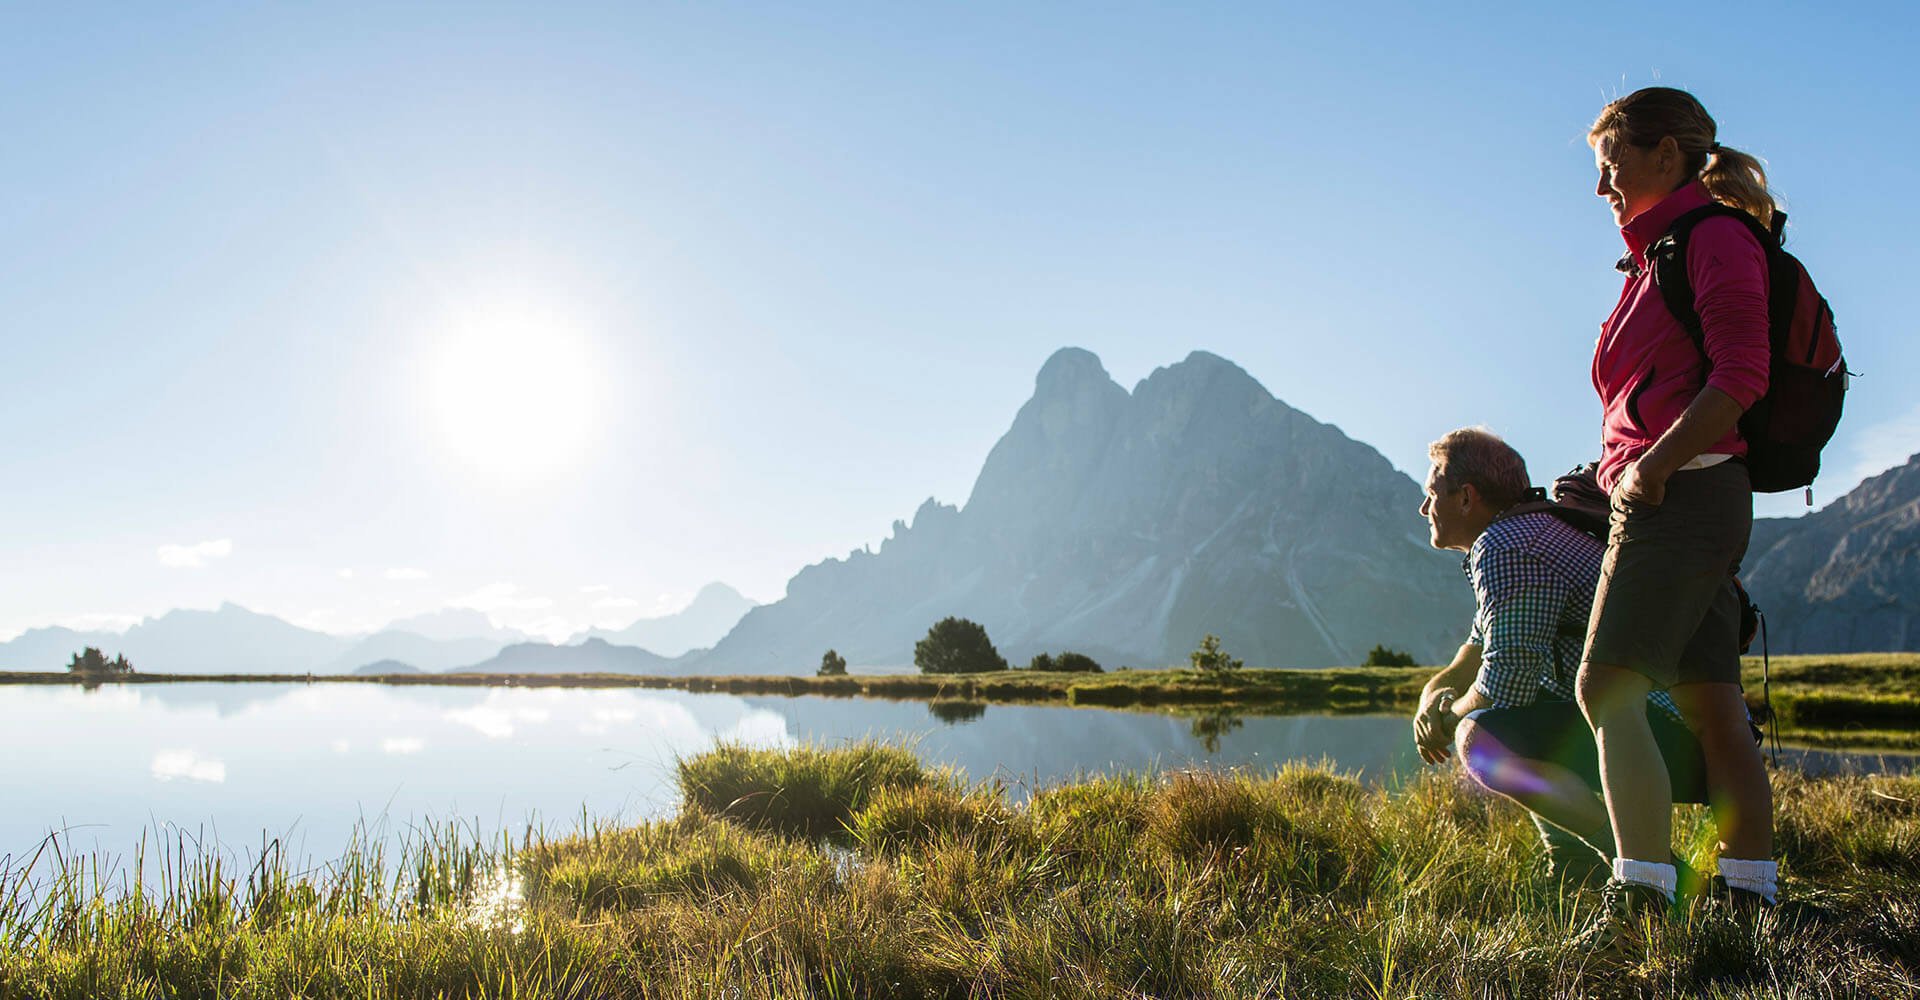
[[1593, 181, 1770, 493]]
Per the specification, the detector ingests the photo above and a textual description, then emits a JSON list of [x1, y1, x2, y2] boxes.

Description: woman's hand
[[1615, 459, 1669, 508]]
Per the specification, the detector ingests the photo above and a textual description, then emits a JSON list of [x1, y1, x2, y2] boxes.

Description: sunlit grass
[[3, 740, 1918, 997]]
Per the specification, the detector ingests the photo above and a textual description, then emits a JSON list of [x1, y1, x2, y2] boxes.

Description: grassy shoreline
[[3, 741, 1915, 998], [7, 652, 1917, 750]]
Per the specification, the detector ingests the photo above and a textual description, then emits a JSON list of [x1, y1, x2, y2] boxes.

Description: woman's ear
[[1656, 135, 1683, 175]]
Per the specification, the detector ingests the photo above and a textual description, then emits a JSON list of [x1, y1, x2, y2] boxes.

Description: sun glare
[[425, 303, 600, 483]]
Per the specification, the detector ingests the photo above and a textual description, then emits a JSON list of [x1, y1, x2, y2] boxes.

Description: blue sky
[[3, 3, 1915, 641]]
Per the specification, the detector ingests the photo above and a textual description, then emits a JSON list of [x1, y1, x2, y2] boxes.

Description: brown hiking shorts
[[1583, 460, 1752, 689]]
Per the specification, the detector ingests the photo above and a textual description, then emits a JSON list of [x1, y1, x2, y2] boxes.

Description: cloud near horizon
[[385, 567, 431, 581], [157, 538, 232, 569], [1845, 403, 1920, 491], [448, 582, 555, 613]]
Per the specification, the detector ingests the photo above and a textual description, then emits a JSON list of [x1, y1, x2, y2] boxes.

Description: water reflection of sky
[[0, 683, 1909, 867]]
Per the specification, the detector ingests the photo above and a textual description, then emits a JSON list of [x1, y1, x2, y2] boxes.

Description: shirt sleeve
[[1467, 543, 1569, 709], [1689, 215, 1771, 409]]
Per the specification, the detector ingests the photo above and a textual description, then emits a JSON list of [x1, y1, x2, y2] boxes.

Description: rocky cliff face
[[700, 349, 1471, 673], [1743, 452, 1920, 652]]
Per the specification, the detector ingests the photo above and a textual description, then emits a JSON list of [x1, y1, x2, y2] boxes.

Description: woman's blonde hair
[[1589, 87, 1779, 231]]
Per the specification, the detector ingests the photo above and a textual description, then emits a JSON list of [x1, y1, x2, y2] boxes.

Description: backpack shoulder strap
[[1490, 495, 1609, 546], [1649, 203, 1778, 358]]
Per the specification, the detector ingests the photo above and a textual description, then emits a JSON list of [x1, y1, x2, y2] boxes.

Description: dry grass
[[3, 740, 1917, 998]]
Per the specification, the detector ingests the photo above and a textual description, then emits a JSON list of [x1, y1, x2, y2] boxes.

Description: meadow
[[2, 740, 1915, 998]]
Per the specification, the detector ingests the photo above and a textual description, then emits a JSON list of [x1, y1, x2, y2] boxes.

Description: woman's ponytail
[[1700, 144, 1779, 234]]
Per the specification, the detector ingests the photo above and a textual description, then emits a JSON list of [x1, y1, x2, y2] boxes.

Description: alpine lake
[[3, 679, 1911, 870]]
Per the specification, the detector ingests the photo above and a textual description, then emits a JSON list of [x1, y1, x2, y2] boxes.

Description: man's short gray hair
[[1427, 427, 1532, 509]]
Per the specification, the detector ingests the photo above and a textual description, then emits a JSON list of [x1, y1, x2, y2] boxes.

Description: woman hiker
[[1572, 86, 1780, 949]]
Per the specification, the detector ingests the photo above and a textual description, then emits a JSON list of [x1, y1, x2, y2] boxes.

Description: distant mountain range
[[567, 583, 758, 657], [6, 350, 1913, 677], [1744, 451, 1920, 652], [455, 637, 684, 675], [0, 585, 753, 675]]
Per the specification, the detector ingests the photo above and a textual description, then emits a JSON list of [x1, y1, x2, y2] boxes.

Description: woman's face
[[1593, 132, 1677, 226]]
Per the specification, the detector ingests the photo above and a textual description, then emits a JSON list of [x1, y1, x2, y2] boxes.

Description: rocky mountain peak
[[1032, 347, 1114, 397], [702, 348, 1470, 672]]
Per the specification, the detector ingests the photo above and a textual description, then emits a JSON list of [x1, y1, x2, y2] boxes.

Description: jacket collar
[[1619, 180, 1712, 268]]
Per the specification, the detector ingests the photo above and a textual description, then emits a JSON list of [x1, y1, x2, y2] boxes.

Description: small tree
[[1363, 644, 1417, 668], [1053, 651, 1103, 674], [67, 647, 133, 676], [818, 649, 848, 677], [914, 617, 1007, 675], [1026, 652, 1055, 672], [1189, 634, 1243, 673]]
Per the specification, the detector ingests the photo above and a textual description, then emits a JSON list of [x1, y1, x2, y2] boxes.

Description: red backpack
[[1647, 205, 1850, 497]]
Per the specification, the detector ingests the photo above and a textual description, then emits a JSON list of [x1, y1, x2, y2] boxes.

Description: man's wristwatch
[[1429, 690, 1459, 743]]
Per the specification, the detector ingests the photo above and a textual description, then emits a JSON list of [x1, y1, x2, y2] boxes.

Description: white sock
[[1717, 857, 1779, 904], [1613, 857, 1677, 901]]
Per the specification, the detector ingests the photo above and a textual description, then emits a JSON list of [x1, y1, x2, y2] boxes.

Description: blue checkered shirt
[[1463, 511, 1681, 720]]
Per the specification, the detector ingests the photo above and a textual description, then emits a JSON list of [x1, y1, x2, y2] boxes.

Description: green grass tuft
[[674, 739, 928, 840]]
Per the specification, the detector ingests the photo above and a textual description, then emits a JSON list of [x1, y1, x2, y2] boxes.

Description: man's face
[[1421, 464, 1473, 552]]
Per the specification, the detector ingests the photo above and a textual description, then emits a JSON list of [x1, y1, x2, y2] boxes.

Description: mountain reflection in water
[[0, 683, 1908, 866]]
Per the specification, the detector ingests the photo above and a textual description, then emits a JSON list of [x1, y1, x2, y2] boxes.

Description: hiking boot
[[1571, 879, 1671, 955], [1544, 850, 1611, 893], [1703, 874, 1829, 929], [1704, 873, 1772, 915], [1532, 817, 1610, 893]]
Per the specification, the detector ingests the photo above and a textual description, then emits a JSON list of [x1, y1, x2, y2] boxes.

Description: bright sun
[[425, 303, 600, 483]]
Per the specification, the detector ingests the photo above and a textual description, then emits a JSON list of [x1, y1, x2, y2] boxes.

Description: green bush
[[1363, 644, 1417, 667], [914, 617, 1007, 675], [1027, 651, 1101, 673], [818, 649, 848, 676], [1053, 651, 1102, 673]]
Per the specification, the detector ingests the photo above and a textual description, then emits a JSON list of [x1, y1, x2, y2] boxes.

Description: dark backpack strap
[[1648, 203, 1779, 369], [1491, 494, 1609, 546]]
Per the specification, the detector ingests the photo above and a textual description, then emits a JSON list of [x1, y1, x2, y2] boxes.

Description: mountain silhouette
[[697, 349, 1472, 673], [568, 582, 757, 657], [1743, 451, 1920, 652]]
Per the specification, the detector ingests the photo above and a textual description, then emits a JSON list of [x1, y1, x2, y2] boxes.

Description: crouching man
[[1411, 427, 1709, 886]]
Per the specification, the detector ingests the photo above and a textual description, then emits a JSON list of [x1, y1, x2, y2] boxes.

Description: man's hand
[[1413, 687, 1457, 764]]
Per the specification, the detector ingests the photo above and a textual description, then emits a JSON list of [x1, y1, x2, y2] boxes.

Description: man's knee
[[1455, 717, 1503, 790]]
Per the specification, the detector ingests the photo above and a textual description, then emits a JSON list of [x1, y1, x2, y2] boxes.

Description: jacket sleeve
[[1688, 215, 1771, 409]]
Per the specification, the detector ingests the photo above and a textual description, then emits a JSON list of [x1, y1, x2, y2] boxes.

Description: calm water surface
[[0, 682, 1908, 865]]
